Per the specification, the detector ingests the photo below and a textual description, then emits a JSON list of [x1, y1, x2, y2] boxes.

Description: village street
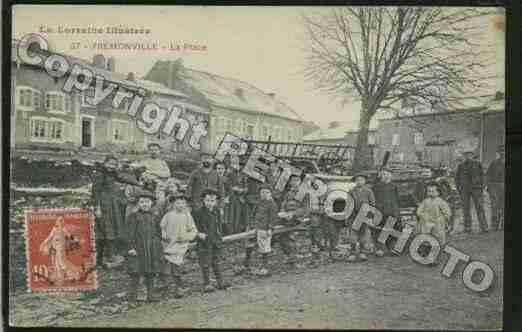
[[10, 227, 503, 330]]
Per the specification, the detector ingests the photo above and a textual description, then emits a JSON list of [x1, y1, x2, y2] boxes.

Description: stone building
[[375, 93, 505, 169], [144, 60, 306, 152], [11, 41, 209, 154]]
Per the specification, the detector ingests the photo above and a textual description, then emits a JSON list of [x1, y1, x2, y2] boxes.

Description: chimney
[[267, 92, 276, 98], [92, 54, 106, 69], [235, 88, 244, 99], [107, 57, 116, 72], [126, 72, 136, 82]]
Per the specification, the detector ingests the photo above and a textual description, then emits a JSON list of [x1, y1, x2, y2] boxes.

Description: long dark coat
[[127, 210, 163, 275], [224, 169, 249, 233], [92, 171, 138, 241], [372, 181, 400, 218], [456, 159, 484, 192], [193, 207, 223, 252]]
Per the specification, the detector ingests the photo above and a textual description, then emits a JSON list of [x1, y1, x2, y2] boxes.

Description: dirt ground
[[9, 227, 503, 330]]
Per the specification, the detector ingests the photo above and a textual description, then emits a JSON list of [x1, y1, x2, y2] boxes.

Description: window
[[226, 118, 234, 132], [81, 88, 96, 107], [392, 133, 400, 146], [45, 92, 72, 113], [368, 133, 376, 145], [414, 132, 424, 146], [112, 120, 129, 142], [397, 153, 405, 162], [262, 125, 269, 139], [235, 119, 242, 135], [30, 118, 65, 142], [17, 87, 42, 111], [246, 124, 254, 140]]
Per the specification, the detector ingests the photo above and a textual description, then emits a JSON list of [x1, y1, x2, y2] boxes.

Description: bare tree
[[302, 7, 497, 171]]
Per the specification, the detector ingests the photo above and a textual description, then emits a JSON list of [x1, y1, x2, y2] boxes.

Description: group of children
[[109, 152, 453, 304], [125, 187, 229, 303]]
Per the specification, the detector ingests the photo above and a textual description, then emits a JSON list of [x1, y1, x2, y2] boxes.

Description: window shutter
[[107, 119, 112, 142], [44, 92, 50, 111], [33, 91, 40, 110], [65, 95, 71, 112]]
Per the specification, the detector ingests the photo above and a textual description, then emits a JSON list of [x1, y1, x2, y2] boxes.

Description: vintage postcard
[[8, 4, 505, 330]]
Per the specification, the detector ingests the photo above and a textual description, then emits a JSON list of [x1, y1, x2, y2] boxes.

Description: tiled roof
[[182, 69, 304, 122], [150, 61, 305, 122]]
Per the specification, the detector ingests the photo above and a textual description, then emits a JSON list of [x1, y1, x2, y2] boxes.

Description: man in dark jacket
[[456, 150, 488, 233], [372, 169, 401, 257], [187, 153, 219, 210], [486, 145, 505, 231], [193, 188, 229, 293]]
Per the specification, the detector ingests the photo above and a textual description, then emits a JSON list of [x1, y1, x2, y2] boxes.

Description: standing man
[[486, 145, 505, 231], [455, 149, 489, 233], [187, 153, 219, 210]]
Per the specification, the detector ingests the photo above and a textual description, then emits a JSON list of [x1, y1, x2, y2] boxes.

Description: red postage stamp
[[25, 209, 97, 292]]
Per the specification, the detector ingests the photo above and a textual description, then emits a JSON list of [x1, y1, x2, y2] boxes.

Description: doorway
[[81, 117, 94, 148]]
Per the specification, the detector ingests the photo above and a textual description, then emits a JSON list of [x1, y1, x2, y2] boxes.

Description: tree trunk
[[351, 111, 373, 173]]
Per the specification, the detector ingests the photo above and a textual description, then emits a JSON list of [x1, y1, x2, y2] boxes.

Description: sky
[[12, 5, 505, 127]]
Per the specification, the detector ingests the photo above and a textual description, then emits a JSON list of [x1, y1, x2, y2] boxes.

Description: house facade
[[11, 42, 210, 155], [376, 95, 505, 170], [144, 60, 306, 153], [302, 120, 379, 164]]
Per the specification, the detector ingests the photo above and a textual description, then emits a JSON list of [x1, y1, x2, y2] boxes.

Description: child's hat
[[169, 193, 190, 203], [200, 187, 220, 199], [259, 183, 272, 192], [352, 172, 368, 181], [147, 142, 162, 150], [136, 189, 156, 201]]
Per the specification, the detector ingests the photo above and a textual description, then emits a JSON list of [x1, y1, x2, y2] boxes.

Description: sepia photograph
[[8, 4, 505, 330]]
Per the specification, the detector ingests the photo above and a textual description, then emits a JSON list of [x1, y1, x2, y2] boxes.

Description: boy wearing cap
[[159, 194, 202, 298], [193, 188, 229, 292], [276, 174, 309, 264], [126, 190, 163, 303], [346, 173, 375, 262], [243, 184, 278, 275]]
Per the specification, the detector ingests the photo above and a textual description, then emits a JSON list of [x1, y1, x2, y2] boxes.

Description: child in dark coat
[[243, 184, 278, 275], [126, 190, 163, 303], [347, 173, 375, 262], [193, 188, 229, 293], [372, 169, 401, 257]]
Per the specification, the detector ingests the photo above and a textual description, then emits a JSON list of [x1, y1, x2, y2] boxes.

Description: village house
[[375, 93, 505, 170], [11, 41, 210, 155], [302, 120, 379, 164], [144, 59, 306, 154]]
